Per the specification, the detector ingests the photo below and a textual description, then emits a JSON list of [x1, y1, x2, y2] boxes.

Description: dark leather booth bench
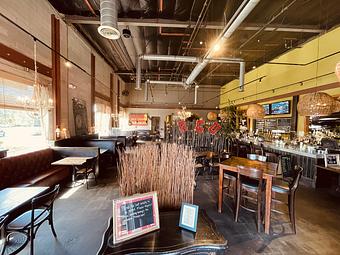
[[54, 137, 121, 176]]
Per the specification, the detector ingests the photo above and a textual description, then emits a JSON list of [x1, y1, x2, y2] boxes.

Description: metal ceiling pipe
[[135, 56, 142, 90], [98, 0, 121, 40], [141, 54, 199, 62], [185, 0, 260, 85], [135, 55, 243, 88], [148, 80, 185, 85], [239, 61, 245, 92], [194, 85, 199, 104], [207, 57, 244, 63], [144, 81, 149, 101]]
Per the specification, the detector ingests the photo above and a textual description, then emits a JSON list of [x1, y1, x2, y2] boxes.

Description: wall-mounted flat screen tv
[[262, 104, 270, 115], [271, 100, 290, 115]]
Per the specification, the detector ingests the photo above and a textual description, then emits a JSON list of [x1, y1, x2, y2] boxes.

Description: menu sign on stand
[[112, 192, 160, 244]]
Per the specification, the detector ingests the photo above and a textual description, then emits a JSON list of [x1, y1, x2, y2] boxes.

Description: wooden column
[[291, 96, 298, 132], [116, 78, 120, 115], [91, 53, 95, 127], [51, 14, 61, 129], [304, 116, 310, 134]]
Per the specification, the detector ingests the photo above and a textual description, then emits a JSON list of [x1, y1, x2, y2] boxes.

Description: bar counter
[[239, 140, 324, 188]]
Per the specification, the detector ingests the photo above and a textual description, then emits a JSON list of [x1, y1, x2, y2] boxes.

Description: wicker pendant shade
[[333, 99, 340, 113], [246, 103, 265, 119], [336, 62, 340, 82], [297, 92, 336, 116]]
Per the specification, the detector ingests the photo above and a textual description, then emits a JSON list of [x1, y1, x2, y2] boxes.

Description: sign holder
[[112, 191, 160, 244], [179, 203, 199, 233]]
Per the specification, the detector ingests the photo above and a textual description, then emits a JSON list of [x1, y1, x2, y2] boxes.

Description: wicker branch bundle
[[118, 143, 195, 209]]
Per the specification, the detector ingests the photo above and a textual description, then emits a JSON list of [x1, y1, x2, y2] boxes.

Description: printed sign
[[113, 192, 160, 244], [179, 203, 199, 232], [129, 113, 148, 126]]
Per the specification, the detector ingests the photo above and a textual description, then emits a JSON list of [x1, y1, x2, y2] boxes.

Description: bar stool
[[265, 152, 279, 163], [235, 166, 264, 232], [271, 166, 303, 234], [220, 152, 237, 199]]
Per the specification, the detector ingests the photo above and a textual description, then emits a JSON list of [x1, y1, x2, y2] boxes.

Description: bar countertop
[[241, 140, 325, 159]]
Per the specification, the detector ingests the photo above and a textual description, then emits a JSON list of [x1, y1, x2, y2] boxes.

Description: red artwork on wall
[[208, 121, 222, 135], [178, 120, 188, 133], [194, 119, 205, 134]]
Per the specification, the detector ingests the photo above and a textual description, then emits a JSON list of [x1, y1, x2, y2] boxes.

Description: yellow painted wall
[[220, 26, 340, 135], [220, 26, 340, 108]]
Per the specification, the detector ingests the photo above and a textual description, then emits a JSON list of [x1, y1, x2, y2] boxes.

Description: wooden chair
[[271, 166, 303, 234], [75, 157, 98, 189], [220, 152, 237, 199], [247, 154, 267, 162], [5, 185, 60, 255], [235, 166, 264, 232]]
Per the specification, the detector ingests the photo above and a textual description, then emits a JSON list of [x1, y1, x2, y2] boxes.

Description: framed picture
[[324, 154, 340, 167], [179, 203, 199, 232], [112, 191, 160, 244]]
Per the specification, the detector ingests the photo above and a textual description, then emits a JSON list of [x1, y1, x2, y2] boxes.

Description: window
[[95, 100, 111, 136], [0, 77, 52, 155]]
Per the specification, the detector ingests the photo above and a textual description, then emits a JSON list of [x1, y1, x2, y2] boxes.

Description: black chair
[[271, 166, 303, 234], [235, 166, 264, 232], [280, 155, 295, 184], [5, 185, 60, 255], [75, 157, 98, 189], [1, 215, 8, 255], [265, 152, 279, 163]]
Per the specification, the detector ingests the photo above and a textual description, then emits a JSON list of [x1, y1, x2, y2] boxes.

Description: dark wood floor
[[4, 173, 340, 255]]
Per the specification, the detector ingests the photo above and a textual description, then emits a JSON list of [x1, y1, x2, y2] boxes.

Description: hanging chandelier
[[18, 40, 53, 119], [246, 103, 265, 119], [177, 106, 191, 120], [297, 92, 335, 117]]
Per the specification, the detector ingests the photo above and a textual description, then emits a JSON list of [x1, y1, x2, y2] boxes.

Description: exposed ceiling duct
[[135, 54, 244, 90], [239, 61, 245, 92], [98, 0, 121, 40], [185, 0, 260, 86], [194, 85, 199, 105]]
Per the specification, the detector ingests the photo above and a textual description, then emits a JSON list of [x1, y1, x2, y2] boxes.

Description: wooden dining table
[[218, 156, 278, 235]]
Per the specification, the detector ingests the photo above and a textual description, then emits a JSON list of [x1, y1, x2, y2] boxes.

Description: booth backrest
[[54, 138, 116, 154], [52, 146, 99, 158], [0, 148, 54, 189]]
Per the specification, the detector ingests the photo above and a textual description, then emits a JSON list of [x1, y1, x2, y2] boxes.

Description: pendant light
[[336, 62, 340, 82], [297, 92, 335, 116], [297, 37, 336, 117], [247, 103, 265, 119]]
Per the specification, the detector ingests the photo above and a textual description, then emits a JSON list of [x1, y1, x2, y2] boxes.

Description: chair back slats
[[247, 154, 267, 162], [290, 166, 303, 191], [32, 184, 60, 209], [237, 165, 263, 180]]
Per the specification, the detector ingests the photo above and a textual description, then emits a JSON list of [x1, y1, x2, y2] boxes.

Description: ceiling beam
[[64, 15, 324, 34]]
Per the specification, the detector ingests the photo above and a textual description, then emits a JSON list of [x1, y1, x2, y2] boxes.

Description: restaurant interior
[[1, 0, 340, 254]]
